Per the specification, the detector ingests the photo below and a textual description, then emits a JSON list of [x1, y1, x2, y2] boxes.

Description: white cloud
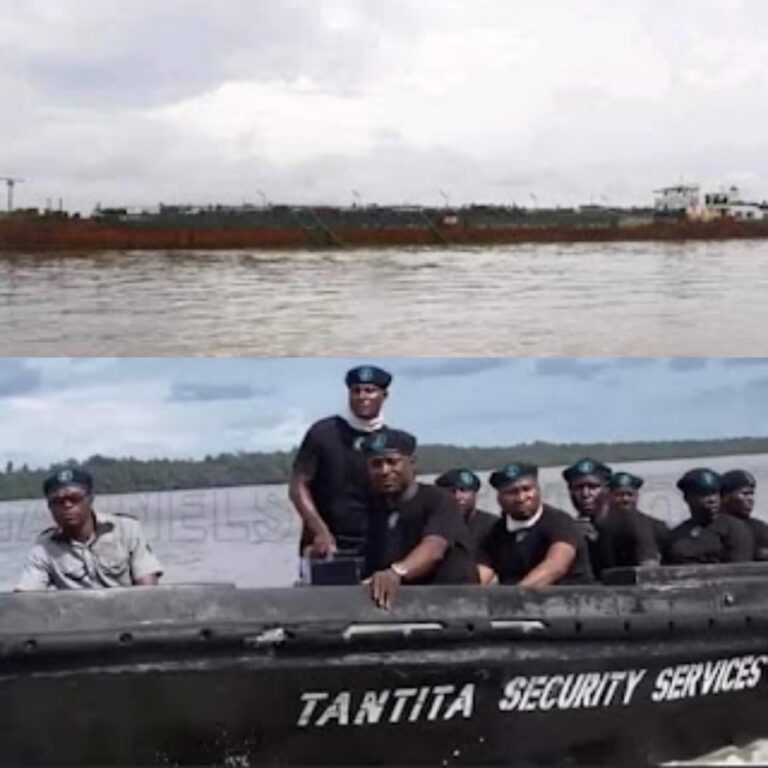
[[157, 80, 382, 164], [0, 359, 326, 467]]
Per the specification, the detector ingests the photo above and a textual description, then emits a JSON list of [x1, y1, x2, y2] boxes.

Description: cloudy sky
[[0, 357, 766, 469], [2, 0, 768, 214]]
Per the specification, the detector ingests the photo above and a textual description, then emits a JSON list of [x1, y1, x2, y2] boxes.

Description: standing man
[[664, 468, 754, 564], [720, 470, 768, 560], [478, 462, 593, 586], [361, 429, 478, 609], [289, 365, 391, 560], [564, 458, 659, 576], [15, 468, 163, 591], [434, 468, 497, 556]]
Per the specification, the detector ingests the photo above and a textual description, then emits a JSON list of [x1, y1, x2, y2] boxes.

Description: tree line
[[0, 437, 766, 502]]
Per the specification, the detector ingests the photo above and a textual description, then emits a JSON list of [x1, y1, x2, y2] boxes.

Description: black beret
[[609, 471, 644, 490], [360, 428, 416, 457], [345, 365, 392, 390], [563, 457, 612, 484], [489, 462, 538, 490], [720, 470, 756, 494], [435, 468, 481, 492], [676, 468, 721, 495], [43, 467, 93, 497]]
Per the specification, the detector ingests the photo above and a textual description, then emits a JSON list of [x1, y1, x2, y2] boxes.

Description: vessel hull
[[2, 217, 768, 251], [3, 569, 768, 765]]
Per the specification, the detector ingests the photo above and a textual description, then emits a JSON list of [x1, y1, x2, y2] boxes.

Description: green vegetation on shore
[[1, 437, 766, 502]]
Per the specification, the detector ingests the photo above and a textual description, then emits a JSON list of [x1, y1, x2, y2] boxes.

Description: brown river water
[[0, 239, 767, 355]]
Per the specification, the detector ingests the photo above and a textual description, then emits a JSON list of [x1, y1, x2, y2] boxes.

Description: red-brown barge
[[2, 203, 768, 251]]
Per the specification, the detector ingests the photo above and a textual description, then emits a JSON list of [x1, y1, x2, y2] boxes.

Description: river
[[1, 239, 767, 355]]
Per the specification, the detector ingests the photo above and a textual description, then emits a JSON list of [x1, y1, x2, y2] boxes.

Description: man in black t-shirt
[[289, 365, 391, 560], [478, 462, 593, 586], [720, 470, 768, 560], [360, 429, 478, 608], [564, 458, 659, 577], [609, 471, 670, 550], [664, 468, 754, 565], [434, 468, 497, 557], [563, 457, 612, 573]]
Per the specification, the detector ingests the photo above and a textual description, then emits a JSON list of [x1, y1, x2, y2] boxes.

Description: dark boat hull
[[3, 567, 768, 765]]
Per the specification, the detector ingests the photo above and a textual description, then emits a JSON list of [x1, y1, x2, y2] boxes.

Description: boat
[[3, 562, 768, 765], [1, 201, 768, 252]]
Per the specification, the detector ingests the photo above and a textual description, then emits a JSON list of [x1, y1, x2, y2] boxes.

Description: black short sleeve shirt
[[465, 509, 498, 558], [363, 484, 477, 584], [638, 510, 671, 550], [292, 417, 375, 547], [664, 514, 755, 564], [587, 509, 661, 575], [725, 514, 768, 561], [479, 505, 594, 585]]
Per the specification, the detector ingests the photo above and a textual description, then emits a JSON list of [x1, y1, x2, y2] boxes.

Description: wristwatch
[[390, 562, 408, 579]]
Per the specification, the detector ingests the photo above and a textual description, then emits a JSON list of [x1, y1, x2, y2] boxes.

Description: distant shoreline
[[1, 437, 766, 503]]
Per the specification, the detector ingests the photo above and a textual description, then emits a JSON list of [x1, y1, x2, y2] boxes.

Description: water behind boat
[[1, 240, 767, 355], [1, 452, 766, 592]]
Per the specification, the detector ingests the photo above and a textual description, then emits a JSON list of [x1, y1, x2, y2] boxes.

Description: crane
[[0, 176, 24, 212]]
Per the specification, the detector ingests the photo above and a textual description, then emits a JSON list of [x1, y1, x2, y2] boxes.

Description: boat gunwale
[[3, 564, 768, 662]]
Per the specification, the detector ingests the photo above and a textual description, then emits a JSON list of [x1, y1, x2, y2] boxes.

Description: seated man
[[15, 468, 163, 591], [434, 468, 497, 556], [720, 470, 768, 560], [564, 458, 659, 577], [664, 468, 754, 565], [563, 457, 612, 572], [360, 429, 478, 609], [609, 471, 670, 553], [478, 462, 593, 587]]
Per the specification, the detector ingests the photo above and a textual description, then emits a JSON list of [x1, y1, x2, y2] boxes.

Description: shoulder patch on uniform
[[36, 526, 61, 543]]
